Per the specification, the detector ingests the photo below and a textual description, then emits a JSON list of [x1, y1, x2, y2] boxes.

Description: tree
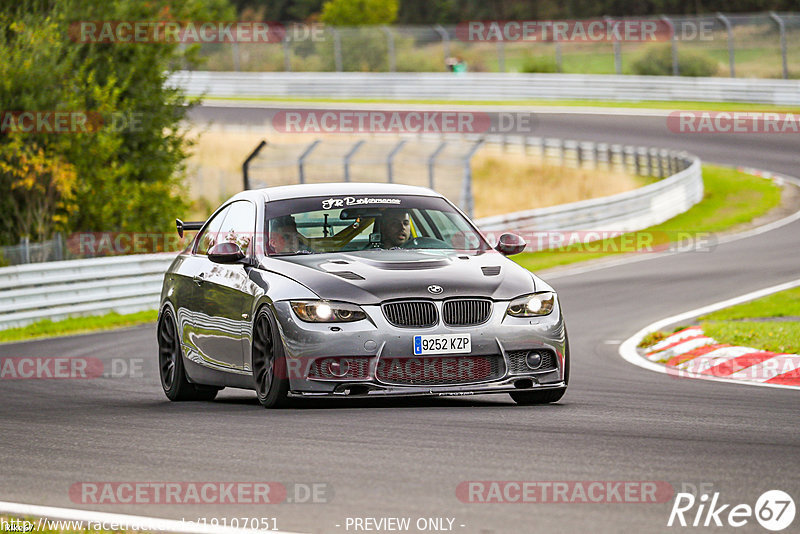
[[320, 0, 398, 25], [0, 0, 234, 247]]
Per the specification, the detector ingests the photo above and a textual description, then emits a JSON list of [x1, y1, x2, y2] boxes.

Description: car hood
[[260, 250, 536, 304]]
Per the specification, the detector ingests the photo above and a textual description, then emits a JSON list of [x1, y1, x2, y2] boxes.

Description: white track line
[[0, 501, 305, 534], [618, 278, 800, 391]]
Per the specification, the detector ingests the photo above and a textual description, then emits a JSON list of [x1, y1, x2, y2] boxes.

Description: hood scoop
[[331, 271, 365, 280], [481, 266, 501, 276]]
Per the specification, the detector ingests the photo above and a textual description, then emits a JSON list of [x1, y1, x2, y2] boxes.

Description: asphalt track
[[1, 104, 798, 533]]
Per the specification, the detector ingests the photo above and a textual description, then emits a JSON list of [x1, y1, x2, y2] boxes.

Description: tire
[[158, 308, 220, 402], [509, 327, 570, 406], [252, 307, 291, 408]]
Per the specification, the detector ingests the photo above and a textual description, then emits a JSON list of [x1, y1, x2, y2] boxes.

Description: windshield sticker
[[321, 197, 402, 210]]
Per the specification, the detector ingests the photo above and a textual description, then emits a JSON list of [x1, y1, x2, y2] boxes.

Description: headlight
[[506, 292, 556, 317], [290, 300, 367, 323]]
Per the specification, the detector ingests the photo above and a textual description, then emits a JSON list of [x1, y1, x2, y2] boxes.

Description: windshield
[[265, 194, 488, 256]]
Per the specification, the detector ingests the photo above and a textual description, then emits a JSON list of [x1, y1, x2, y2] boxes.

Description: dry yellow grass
[[186, 128, 646, 219], [471, 147, 645, 218]]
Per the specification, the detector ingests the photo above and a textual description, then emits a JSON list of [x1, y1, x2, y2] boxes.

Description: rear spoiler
[[176, 219, 204, 238]]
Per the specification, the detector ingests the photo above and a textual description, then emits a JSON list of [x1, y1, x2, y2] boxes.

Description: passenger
[[269, 215, 310, 253]]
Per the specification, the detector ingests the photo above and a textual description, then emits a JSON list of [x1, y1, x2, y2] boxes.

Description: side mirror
[[495, 233, 526, 256], [208, 242, 246, 264]]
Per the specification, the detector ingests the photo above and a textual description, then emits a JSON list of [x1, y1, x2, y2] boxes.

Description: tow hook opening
[[334, 384, 372, 396], [514, 378, 535, 389]]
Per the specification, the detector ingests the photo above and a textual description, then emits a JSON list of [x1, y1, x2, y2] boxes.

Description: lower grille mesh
[[376, 355, 504, 386], [507, 350, 557, 374]]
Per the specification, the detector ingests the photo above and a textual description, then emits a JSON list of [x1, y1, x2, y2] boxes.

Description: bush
[[630, 43, 718, 77], [520, 55, 559, 74]]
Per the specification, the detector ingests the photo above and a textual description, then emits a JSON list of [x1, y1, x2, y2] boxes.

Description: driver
[[380, 209, 411, 248]]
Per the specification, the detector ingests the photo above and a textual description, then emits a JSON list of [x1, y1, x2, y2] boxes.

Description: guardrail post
[[647, 149, 655, 177], [283, 35, 291, 72], [428, 141, 447, 189], [605, 16, 622, 74], [559, 139, 566, 166], [242, 140, 268, 190], [55, 232, 64, 261], [716, 13, 735, 78], [576, 143, 583, 168], [593, 143, 600, 170], [331, 28, 343, 72], [769, 12, 789, 80], [661, 15, 679, 76], [540, 137, 547, 161], [462, 139, 484, 218], [607, 145, 615, 171], [386, 139, 407, 183], [298, 139, 321, 184], [343, 140, 365, 182], [633, 147, 642, 176], [434, 25, 450, 68], [381, 26, 396, 72]]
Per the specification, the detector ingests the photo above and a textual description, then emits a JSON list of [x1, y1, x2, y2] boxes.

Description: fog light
[[328, 359, 350, 378], [525, 351, 543, 370]]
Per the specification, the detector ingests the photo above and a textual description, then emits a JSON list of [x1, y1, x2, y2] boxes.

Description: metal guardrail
[[0, 137, 701, 330], [0, 254, 174, 330], [476, 139, 702, 233], [171, 71, 800, 105]]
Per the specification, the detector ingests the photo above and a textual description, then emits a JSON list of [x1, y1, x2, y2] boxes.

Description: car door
[[181, 204, 232, 367], [195, 200, 257, 372]]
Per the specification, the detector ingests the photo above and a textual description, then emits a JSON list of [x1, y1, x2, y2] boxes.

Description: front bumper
[[272, 298, 568, 397]]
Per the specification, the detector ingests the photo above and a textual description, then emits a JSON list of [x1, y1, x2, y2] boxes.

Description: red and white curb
[[619, 278, 800, 391], [645, 326, 800, 386]]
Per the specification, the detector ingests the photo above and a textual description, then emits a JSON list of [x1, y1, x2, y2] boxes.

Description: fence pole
[[283, 35, 291, 72], [242, 140, 268, 190], [605, 16, 622, 74], [21, 236, 30, 264], [434, 24, 450, 67], [462, 139, 484, 218], [298, 139, 321, 184], [716, 13, 735, 78], [55, 232, 63, 261], [331, 28, 343, 72], [769, 12, 789, 80], [661, 15, 679, 76], [497, 40, 505, 72], [344, 140, 365, 182], [386, 139, 407, 183], [555, 40, 562, 73], [232, 42, 241, 71], [428, 141, 447, 189], [381, 26, 396, 72]]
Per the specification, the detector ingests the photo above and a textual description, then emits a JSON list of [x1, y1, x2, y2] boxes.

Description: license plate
[[413, 334, 471, 355]]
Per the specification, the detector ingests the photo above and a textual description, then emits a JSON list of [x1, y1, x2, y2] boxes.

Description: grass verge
[[699, 286, 800, 354], [0, 310, 157, 344], [512, 164, 782, 272], [206, 95, 800, 114]]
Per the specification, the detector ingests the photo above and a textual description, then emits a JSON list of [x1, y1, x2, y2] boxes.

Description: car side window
[[218, 201, 256, 254], [195, 205, 232, 255]]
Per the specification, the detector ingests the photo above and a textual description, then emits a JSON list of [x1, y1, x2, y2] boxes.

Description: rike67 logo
[[668, 489, 795, 531]]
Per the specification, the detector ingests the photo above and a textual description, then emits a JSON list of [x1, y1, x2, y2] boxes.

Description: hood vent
[[481, 266, 501, 276], [331, 271, 364, 280]]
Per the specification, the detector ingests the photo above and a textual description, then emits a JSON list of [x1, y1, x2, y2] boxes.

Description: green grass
[[699, 286, 800, 321], [0, 310, 157, 344], [701, 321, 800, 354], [512, 164, 782, 272], [205, 95, 800, 114]]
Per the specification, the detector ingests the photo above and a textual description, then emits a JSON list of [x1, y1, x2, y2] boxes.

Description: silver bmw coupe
[[157, 183, 569, 408]]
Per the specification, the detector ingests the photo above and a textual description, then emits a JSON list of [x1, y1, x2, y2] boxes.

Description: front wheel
[[252, 307, 291, 408], [158, 308, 220, 402]]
